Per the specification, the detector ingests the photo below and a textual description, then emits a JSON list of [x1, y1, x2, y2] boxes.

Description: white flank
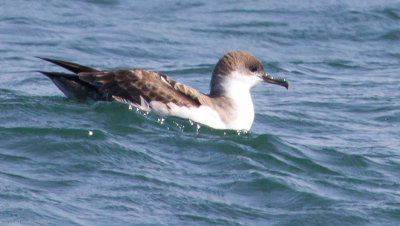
[[167, 104, 227, 129], [147, 101, 226, 129]]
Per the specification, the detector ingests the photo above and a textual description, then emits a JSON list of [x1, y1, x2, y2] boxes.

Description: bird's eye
[[249, 65, 258, 72]]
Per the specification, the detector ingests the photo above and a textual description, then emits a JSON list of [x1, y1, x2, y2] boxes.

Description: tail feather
[[38, 71, 107, 101], [36, 57, 99, 74], [38, 71, 80, 80]]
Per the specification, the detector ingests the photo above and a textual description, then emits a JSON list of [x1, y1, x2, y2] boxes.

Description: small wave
[[381, 29, 400, 40], [380, 7, 400, 20], [326, 59, 360, 69]]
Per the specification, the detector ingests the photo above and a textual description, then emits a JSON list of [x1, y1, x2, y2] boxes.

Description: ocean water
[[0, 0, 399, 225]]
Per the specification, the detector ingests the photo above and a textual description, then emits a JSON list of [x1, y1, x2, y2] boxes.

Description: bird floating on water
[[38, 50, 288, 130]]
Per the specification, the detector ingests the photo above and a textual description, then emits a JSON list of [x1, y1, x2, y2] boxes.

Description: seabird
[[38, 50, 288, 130]]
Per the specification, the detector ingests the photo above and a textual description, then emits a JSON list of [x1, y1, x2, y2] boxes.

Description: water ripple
[[1, 0, 400, 225]]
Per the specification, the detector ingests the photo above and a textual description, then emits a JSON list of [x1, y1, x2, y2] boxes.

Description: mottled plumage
[[39, 58, 209, 107]]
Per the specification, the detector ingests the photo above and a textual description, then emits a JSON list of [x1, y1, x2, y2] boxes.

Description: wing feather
[[77, 69, 209, 108]]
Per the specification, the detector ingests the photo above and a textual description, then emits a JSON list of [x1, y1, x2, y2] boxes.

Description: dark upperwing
[[38, 57, 210, 108]]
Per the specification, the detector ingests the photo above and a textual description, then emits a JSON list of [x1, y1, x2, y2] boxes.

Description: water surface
[[0, 0, 399, 225]]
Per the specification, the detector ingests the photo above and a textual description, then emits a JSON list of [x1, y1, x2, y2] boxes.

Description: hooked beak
[[261, 73, 289, 89]]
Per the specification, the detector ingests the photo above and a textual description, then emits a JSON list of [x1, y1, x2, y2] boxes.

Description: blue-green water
[[1, 0, 399, 225]]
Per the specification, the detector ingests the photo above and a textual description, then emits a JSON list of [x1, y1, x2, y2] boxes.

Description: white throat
[[217, 71, 262, 130]]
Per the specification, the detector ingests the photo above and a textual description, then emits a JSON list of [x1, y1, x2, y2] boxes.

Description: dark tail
[[36, 57, 99, 73], [37, 58, 105, 101]]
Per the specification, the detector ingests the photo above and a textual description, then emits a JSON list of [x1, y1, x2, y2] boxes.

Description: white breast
[[216, 71, 262, 130], [222, 88, 255, 130]]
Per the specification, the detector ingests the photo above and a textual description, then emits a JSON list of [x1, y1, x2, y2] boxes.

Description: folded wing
[[39, 58, 210, 109]]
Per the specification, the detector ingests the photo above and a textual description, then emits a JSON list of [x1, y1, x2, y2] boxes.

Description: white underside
[[133, 98, 227, 129], [155, 102, 227, 129]]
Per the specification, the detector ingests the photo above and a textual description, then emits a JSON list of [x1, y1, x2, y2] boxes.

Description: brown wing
[[77, 69, 209, 108]]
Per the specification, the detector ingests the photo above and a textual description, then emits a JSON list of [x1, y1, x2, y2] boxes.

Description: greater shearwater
[[38, 50, 288, 130]]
